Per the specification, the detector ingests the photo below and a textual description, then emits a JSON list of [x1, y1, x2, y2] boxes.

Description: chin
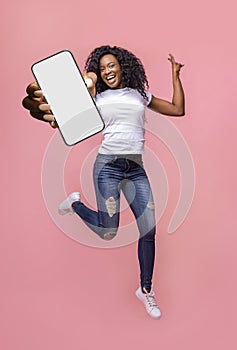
[[103, 79, 122, 89]]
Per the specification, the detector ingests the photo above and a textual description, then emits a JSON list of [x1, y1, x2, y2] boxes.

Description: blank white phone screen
[[32, 50, 104, 146]]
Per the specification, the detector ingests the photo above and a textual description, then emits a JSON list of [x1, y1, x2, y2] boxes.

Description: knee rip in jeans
[[105, 196, 116, 217], [103, 232, 117, 241], [147, 201, 155, 210]]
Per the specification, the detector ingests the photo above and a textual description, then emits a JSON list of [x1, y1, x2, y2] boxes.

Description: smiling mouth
[[106, 75, 116, 84]]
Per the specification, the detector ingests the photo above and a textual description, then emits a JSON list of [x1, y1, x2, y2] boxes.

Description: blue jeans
[[72, 153, 156, 291]]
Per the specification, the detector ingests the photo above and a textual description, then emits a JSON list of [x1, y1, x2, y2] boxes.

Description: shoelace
[[145, 292, 158, 308]]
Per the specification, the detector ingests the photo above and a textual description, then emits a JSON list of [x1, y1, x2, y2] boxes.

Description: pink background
[[1, 0, 237, 349]]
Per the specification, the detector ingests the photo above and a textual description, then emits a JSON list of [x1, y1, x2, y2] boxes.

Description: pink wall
[[1, 0, 237, 349]]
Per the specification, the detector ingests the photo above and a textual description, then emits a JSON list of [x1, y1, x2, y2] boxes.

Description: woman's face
[[99, 54, 124, 89]]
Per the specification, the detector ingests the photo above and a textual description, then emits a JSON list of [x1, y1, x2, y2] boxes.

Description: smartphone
[[31, 50, 104, 146]]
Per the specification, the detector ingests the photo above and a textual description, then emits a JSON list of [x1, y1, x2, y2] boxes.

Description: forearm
[[171, 73, 185, 116]]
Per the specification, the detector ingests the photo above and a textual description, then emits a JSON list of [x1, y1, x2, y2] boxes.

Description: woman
[[22, 45, 185, 319]]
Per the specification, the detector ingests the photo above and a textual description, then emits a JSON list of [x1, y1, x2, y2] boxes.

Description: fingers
[[22, 96, 40, 112], [23, 82, 45, 112], [168, 53, 184, 69], [33, 90, 44, 98], [23, 82, 55, 123], [26, 82, 45, 100], [29, 110, 45, 121], [29, 109, 55, 123], [26, 82, 42, 98], [168, 53, 175, 63], [38, 103, 51, 112], [23, 82, 57, 127], [42, 113, 55, 122], [38, 104, 56, 123], [50, 120, 58, 128], [22, 96, 51, 113], [23, 96, 53, 122]]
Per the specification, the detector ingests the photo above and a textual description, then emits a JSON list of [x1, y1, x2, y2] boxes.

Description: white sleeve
[[145, 91, 152, 106]]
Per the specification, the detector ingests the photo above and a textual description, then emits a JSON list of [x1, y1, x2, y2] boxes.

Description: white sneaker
[[136, 287, 161, 319], [58, 192, 80, 215]]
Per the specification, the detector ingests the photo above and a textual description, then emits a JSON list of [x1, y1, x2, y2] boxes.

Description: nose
[[105, 67, 111, 74]]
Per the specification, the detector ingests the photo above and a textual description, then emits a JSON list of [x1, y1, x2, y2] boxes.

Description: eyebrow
[[99, 61, 116, 68]]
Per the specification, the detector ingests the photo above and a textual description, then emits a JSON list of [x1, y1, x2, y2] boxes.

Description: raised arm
[[148, 54, 185, 117]]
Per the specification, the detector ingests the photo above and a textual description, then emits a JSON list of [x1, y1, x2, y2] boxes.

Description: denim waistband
[[96, 153, 143, 165], [97, 153, 142, 162]]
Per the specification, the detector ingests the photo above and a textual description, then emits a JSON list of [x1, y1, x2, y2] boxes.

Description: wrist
[[172, 74, 181, 84]]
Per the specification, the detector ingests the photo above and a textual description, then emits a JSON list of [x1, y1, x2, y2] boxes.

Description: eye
[[99, 67, 105, 72], [109, 63, 115, 69]]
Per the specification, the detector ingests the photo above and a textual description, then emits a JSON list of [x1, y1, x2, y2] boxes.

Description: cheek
[[118, 72, 123, 81], [100, 73, 106, 81], [117, 68, 122, 78]]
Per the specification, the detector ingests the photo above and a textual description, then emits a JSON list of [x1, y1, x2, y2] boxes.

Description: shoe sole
[[58, 208, 74, 215], [58, 194, 79, 215]]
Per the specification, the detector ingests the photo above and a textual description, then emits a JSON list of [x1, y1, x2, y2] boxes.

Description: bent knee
[[147, 200, 155, 210], [105, 196, 116, 217], [103, 232, 117, 241]]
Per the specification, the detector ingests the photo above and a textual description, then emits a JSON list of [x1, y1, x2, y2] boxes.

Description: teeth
[[107, 75, 115, 81]]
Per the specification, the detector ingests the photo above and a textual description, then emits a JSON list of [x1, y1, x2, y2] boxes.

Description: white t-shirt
[[94, 87, 152, 154]]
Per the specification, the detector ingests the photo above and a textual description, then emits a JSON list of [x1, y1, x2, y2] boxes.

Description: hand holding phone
[[22, 82, 56, 126], [23, 71, 98, 128], [31, 50, 104, 146]]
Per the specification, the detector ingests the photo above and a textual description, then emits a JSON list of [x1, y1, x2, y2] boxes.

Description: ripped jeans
[[72, 153, 156, 291]]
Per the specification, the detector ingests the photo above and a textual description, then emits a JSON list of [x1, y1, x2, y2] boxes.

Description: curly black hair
[[84, 45, 149, 101]]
